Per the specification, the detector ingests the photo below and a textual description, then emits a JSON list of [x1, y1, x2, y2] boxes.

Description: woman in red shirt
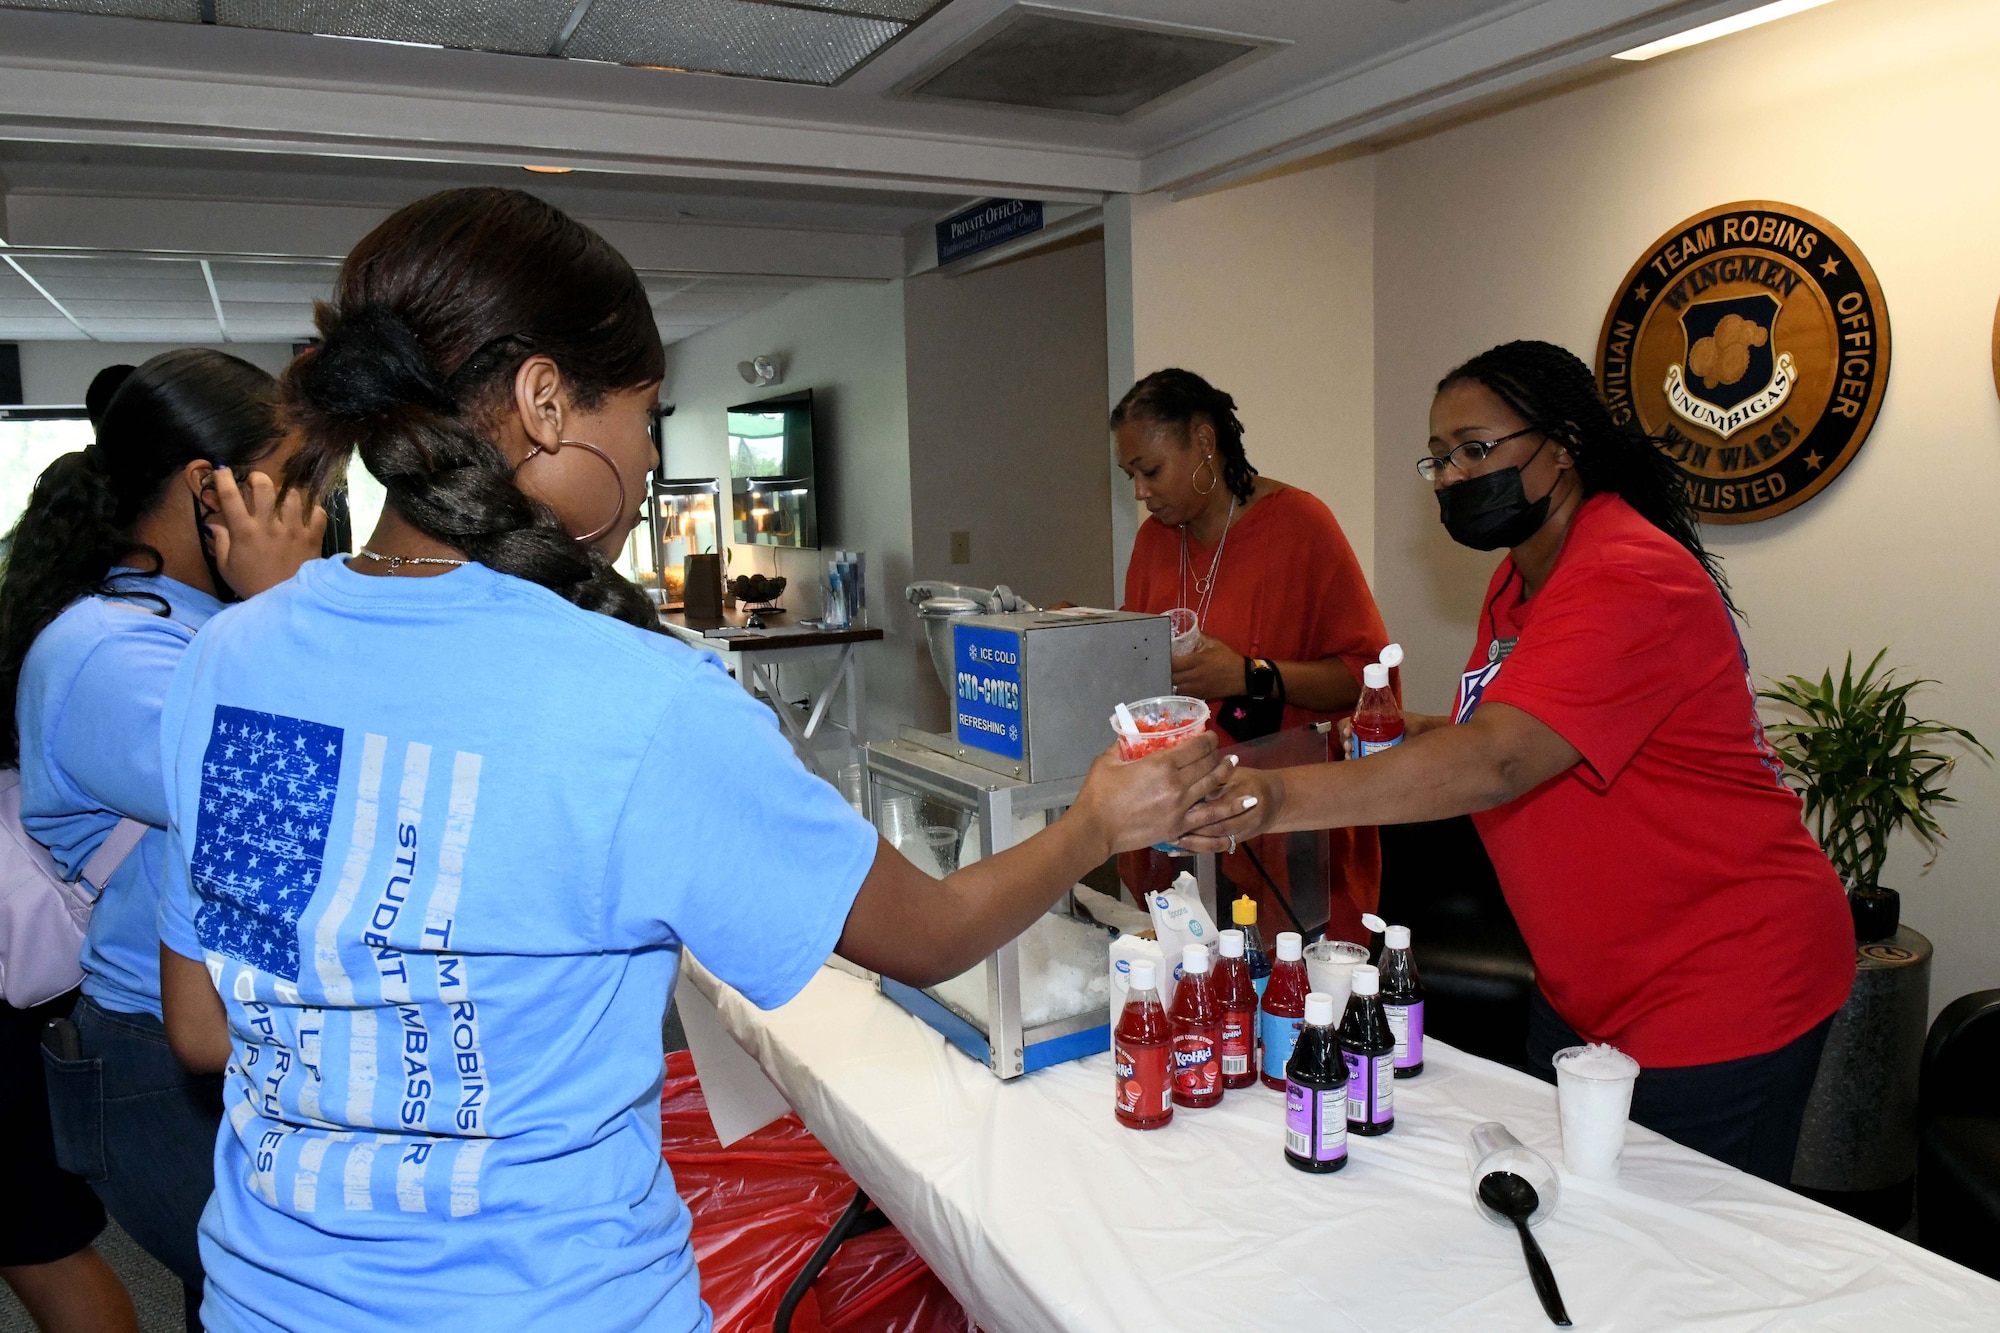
[[1191, 341, 1854, 1184], [1113, 368, 1390, 940]]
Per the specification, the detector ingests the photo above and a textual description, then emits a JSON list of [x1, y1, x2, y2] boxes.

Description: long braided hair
[[1440, 340, 1736, 615], [1111, 369, 1258, 503], [282, 187, 663, 630]]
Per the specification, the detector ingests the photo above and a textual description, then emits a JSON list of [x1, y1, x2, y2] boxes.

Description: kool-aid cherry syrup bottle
[[1114, 959, 1173, 1130], [1341, 964, 1396, 1136], [1170, 944, 1223, 1109], [1214, 929, 1258, 1090], [1259, 932, 1309, 1091]]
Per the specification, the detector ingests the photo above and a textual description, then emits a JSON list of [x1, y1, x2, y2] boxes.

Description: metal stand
[[737, 639, 868, 766], [772, 1187, 894, 1333]]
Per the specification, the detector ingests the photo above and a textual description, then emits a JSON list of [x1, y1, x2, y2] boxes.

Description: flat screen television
[[726, 389, 819, 549]]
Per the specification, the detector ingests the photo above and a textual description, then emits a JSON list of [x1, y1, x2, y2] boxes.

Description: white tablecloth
[[686, 962, 1997, 1332]]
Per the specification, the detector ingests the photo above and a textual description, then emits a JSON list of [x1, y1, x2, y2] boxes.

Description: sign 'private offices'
[[1596, 202, 1890, 524]]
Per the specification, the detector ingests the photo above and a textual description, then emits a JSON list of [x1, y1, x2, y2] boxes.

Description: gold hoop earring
[[1192, 454, 1219, 496], [516, 438, 627, 544]]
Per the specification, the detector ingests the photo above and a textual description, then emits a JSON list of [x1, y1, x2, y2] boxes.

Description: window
[[0, 409, 95, 540]]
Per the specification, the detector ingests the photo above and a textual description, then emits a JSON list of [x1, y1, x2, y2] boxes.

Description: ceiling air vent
[[902, 5, 1277, 118]]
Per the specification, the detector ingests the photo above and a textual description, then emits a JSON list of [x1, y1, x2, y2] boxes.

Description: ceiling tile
[[567, 0, 902, 85], [215, 0, 576, 56], [0, 0, 198, 18]]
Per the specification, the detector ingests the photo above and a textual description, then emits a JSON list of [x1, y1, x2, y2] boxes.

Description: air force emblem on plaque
[[1596, 203, 1889, 523]]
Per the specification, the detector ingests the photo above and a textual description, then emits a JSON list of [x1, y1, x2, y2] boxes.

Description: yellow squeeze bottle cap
[[1232, 895, 1257, 925]]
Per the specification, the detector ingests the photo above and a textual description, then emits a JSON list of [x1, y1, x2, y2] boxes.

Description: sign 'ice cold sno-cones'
[[1596, 202, 1890, 524]]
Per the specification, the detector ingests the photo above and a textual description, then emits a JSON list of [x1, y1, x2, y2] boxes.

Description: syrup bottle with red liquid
[[1170, 944, 1223, 1108], [1348, 648, 1405, 759], [1214, 929, 1258, 1090], [1258, 931, 1309, 1091], [1114, 959, 1173, 1130]]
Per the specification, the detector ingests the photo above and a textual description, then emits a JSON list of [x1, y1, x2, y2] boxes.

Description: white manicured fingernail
[[1228, 755, 1239, 767], [1242, 797, 1258, 809]]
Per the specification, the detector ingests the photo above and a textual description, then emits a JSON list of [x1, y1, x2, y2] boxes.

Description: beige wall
[[1371, 0, 2000, 1016], [1121, 157, 1378, 589], [19, 340, 298, 403], [904, 238, 1113, 726], [661, 280, 923, 742]]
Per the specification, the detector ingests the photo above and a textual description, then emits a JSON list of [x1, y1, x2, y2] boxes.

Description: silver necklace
[[357, 547, 468, 572], [1179, 494, 1237, 631]]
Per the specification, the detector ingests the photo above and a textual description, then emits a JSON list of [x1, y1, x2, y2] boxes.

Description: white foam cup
[[1553, 1043, 1641, 1181], [1302, 939, 1370, 1024]]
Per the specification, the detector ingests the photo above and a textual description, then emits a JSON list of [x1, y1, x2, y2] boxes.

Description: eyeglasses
[[1416, 426, 1541, 482]]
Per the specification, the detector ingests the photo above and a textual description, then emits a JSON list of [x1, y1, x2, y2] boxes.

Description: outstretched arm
[[1183, 702, 1582, 844], [838, 738, 1231, 986]]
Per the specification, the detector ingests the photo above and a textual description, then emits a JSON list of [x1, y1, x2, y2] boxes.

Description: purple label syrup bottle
[[1340, 964, 1395, 1135], [1378, 923, 1425, 1077], [1283, 992, 1348, 1174]]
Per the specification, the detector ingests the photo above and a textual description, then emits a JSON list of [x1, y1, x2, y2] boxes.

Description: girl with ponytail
[[154, 188, 1227, 1331], [5, 347, 324, 1328], [1191, 339, 1853, 1187]]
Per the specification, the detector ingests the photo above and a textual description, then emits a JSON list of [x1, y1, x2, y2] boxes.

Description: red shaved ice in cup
[[1112, 695, 1210, 760]]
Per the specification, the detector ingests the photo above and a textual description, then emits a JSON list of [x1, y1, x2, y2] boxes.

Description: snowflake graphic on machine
[[190, 705, 343, 981]]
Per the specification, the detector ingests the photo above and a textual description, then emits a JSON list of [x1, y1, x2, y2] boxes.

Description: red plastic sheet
[[661, 1050, 973, 1333]]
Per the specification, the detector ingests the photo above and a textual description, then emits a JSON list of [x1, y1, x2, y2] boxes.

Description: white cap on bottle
[[1275, 931, 1303, 962], [1379, 643, 1405, 670], [1128, 959, 1156, 991], [1385, 924, 1412, 950], [1363, 662, 1390, 690], [1218, 929, 1244, 958], [1304, 993, 1336, 1026], [1181, 943, 1210, 975], [1352, 964, 1380, 996]]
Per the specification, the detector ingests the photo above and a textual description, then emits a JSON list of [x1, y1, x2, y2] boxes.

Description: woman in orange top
[[1114, 368, 1391, 939]]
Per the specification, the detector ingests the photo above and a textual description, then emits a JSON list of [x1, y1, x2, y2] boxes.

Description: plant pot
[[1848, 885, 1900, 944]]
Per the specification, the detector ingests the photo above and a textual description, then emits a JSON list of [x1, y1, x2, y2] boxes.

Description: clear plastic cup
[[1302, 940, 1370, 1023], [1111, 695, 1210, 760], [1467, 1122, 1560, 1228], [1165, 608, 1201, 657], [1553, 1043, 1641, 1181]]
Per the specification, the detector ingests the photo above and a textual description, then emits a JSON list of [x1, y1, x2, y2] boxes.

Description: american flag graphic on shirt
[[192, 706, 342, 980]]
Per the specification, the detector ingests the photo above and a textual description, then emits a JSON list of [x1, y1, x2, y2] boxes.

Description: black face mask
[[1435, 439, 1553, 551]]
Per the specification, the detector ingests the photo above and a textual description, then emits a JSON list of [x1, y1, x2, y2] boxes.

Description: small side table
[[660, 610, 883, 766], [1792, 925, 1932, 1228]]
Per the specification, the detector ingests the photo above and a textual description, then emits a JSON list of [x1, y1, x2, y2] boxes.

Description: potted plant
[[1760, 651, 1988, 943]]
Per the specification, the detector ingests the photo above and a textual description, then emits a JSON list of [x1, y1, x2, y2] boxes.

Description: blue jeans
[[41, 995, 222, 1289]]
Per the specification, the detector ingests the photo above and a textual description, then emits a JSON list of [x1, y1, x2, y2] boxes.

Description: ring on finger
[[1226, 835, 1237, 854]]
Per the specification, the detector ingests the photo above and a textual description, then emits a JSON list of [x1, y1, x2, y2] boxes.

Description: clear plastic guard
[[873, 786, 1113, 1035]]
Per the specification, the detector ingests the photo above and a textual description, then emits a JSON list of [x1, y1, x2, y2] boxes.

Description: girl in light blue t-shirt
[[156, 187, 1226, 1333], [3, 348, 328, 1328]]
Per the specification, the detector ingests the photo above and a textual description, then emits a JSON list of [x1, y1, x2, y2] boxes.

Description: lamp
[[1613, 0, 1836, 60], [737, 355, 783, 387]]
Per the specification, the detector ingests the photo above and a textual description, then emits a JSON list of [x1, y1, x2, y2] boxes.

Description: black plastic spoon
[[1479, 1171, 1572, 1326]]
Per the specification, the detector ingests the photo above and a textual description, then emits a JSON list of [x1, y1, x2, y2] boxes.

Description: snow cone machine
[[863, 608, 1171, 1078]]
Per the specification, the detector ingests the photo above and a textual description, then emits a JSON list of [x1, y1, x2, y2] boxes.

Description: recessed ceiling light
[[522, 165, 575, 174], [1613, 0, 1836, 61]]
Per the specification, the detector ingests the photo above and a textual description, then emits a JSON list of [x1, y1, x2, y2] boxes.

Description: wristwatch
[[1243, 657, 1280, 700]]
